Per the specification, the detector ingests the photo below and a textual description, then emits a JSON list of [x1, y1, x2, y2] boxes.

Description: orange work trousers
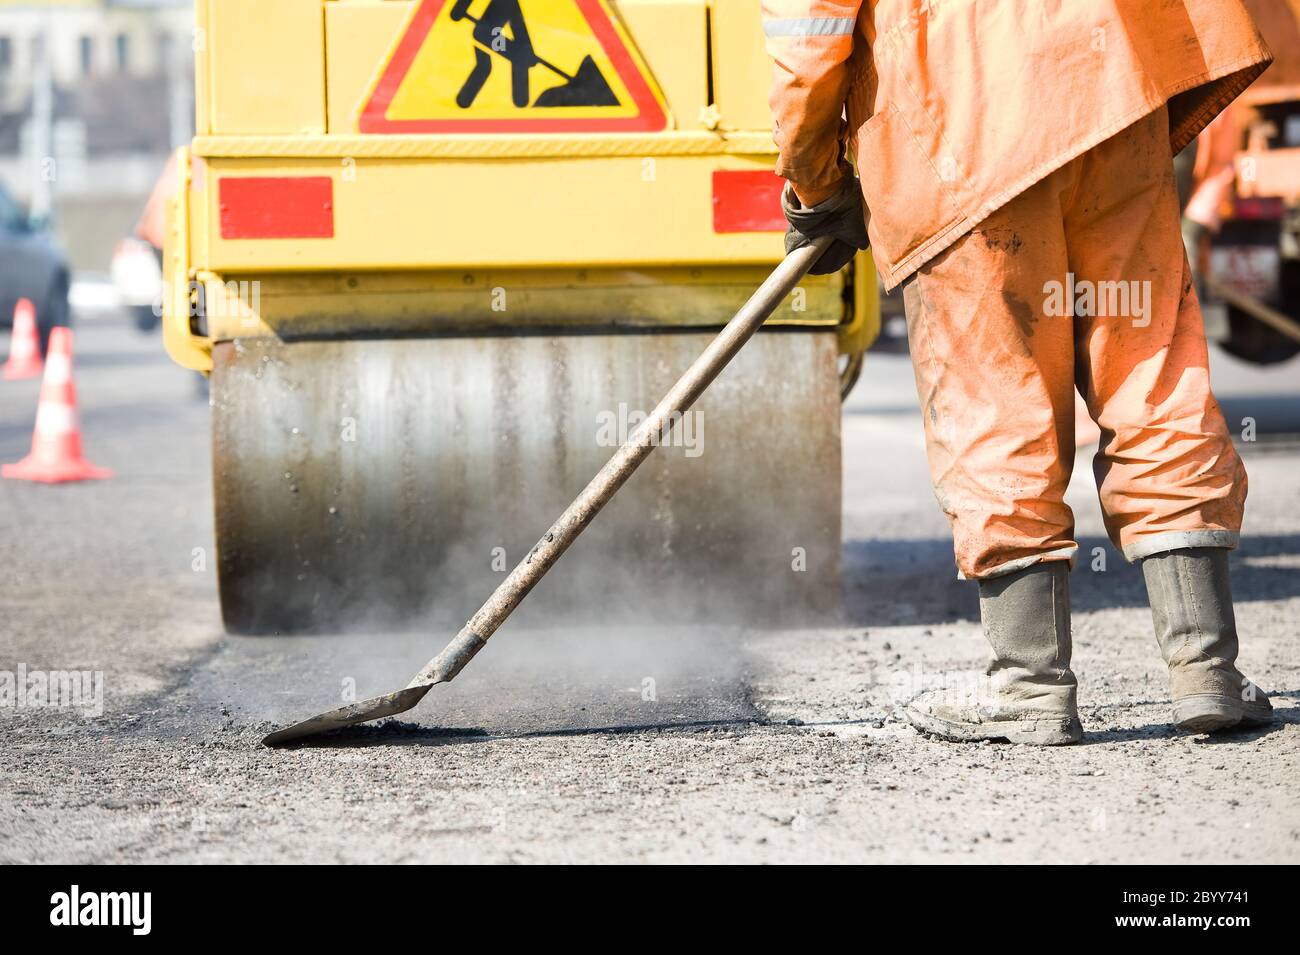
[[902, 107, 1247, 580]]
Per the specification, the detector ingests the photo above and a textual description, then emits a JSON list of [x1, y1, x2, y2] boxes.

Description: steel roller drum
[[211, 329, 841, 634]]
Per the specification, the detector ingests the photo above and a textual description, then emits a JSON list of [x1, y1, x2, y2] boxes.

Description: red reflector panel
[[1231, 195, 1285, 221], [219, 177, 334, 239], [712, 170, 786, 233]]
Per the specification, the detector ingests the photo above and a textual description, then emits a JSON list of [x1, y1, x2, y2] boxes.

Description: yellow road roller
[[163, 0, 879, 634]]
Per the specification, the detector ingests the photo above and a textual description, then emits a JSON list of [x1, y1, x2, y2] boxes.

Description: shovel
[[263, 236, 833, 746]]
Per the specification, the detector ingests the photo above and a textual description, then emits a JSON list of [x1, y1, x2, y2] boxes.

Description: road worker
[[766, 0, 1276, 743]]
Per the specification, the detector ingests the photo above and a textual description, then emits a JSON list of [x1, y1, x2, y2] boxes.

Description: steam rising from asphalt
[[207, 480, 818, 734], [208, 331, 840, 733]]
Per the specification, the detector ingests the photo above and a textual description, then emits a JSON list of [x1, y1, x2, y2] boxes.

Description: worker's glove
[[782, 177, 870, 275]]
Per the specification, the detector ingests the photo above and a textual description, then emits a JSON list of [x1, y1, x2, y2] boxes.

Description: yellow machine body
[[165, 0, 878, 634], [164, 0, 878, 369]]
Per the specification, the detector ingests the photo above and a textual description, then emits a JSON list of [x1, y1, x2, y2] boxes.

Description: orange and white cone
[[3, 298, 43, 380], [3, 327, 112, 483]]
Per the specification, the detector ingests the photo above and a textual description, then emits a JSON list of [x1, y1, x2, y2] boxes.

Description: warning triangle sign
[[359, 0, 669, 133]]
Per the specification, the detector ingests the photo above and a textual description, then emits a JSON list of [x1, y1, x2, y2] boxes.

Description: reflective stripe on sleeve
[[762, 17, 855, 38]]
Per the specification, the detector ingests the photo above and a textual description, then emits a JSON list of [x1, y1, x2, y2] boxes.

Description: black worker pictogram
[[448, 0, 621, 109]]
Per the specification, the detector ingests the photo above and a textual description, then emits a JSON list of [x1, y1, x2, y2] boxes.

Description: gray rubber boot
[[1141, 547, 1273, 733], [905, 563, 1082, 745]]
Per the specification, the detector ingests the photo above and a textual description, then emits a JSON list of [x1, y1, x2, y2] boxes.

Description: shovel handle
[[1203, 276, 1300, 345], [409, 236, 835, 687]]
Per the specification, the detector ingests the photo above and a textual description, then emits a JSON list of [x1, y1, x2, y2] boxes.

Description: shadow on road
[[1077, 692, 1299, 746], [276, 716, 764, 750], [843, 533, 1300, 627]]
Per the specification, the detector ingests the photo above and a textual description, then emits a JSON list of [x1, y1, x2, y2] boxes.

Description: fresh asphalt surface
[[1, 305, 1297, 863]]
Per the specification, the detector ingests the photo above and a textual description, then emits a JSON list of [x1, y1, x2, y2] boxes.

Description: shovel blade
[[533, 56, 619, 107], [262, 684, 435, 747]]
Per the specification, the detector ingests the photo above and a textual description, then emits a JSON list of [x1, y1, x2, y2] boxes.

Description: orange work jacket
[[763, 0, 1273, 289]]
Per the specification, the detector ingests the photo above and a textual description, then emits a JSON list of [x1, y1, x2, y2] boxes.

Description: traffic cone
[[3, 298, 43, 380], [3, 327, 112, 483]]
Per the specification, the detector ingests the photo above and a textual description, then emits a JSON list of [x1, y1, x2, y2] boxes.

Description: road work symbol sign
[[359, 0, 668, 133]]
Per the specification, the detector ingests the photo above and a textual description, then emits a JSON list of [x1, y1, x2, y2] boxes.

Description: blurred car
[[0, 181, 71, 354], [113, 155, 176, 334], [111, 235, 164, 333]]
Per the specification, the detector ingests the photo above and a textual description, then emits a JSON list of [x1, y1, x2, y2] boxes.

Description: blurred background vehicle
[[110, 151, 174, 333], [1178, 0, 1300, 366], [0, 178, 69, 353], [109, 233, 161, 332]]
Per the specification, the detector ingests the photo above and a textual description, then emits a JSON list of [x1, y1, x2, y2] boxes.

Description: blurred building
[[0, 0, 192, 271]]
